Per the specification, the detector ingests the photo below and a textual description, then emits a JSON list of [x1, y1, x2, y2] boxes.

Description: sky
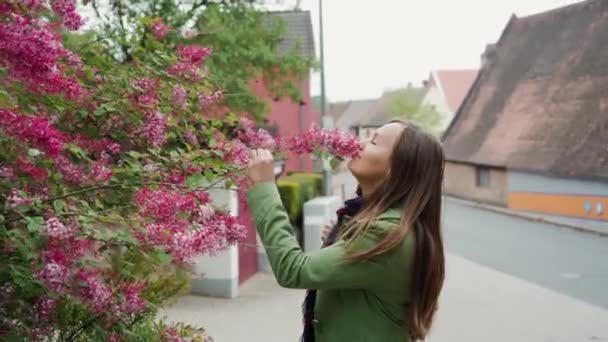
[[267, 0, 585, 102]]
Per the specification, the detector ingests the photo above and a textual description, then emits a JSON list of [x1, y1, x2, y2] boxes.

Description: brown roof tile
[[442, 0, 608, 179]]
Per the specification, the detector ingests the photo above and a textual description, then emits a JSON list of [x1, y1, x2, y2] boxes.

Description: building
[[251, 10, 318, 174], [442, 0, 608, 221], [334, 86, 427, 140], [421, 69, 478, 133]]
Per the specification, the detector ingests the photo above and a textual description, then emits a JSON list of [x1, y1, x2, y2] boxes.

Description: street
[[445, 199, 608, 309]]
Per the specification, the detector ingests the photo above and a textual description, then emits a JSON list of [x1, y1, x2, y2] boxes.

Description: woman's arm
[[247, 182, 392, 290]]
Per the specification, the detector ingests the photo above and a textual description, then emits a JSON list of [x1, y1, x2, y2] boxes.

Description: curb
[[444, 196, 608, 237]]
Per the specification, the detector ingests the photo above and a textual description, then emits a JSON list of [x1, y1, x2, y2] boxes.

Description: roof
[[431, 69, 479, 113], [442, 0, 608, 179], [327, 101, 351, 120], [334, 86, 427, 130], [334, 99, 378, 131], [268, 11, 315, 59], [362, 87, 426, 127]]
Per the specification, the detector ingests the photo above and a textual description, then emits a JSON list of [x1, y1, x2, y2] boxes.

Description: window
[[476, 167, 491, 188]]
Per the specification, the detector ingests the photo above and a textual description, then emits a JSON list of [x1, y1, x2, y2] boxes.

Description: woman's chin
[[347, 159, 358, 175]]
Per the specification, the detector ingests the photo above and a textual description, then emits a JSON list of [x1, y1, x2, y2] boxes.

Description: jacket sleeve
[[246, 182, 393, 290]]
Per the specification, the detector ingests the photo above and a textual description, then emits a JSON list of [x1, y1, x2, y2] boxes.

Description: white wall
[[192, 184, 240, 298], [421, 84, 453, 132]]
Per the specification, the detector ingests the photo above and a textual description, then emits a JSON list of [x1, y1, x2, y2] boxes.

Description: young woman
[[245, 120, 445, 341]]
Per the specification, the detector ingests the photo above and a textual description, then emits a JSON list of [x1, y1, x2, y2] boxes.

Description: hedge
[[276, 179, 303, 223], [287, 172, 323, 195], [277, 172, 323, 224]]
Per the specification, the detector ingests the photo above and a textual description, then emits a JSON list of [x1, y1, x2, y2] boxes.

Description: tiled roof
[[442, 0, 608, 178], [268, 11, 315, 59], [433, 69, 479, 113]]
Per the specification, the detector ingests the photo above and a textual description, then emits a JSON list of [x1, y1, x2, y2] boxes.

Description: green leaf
[[203, 169, 215, 182], [185, 173, 205, 190], [53, 200, 66, 212], [25, 216, 44, 233], [156, 251, 172, 264]]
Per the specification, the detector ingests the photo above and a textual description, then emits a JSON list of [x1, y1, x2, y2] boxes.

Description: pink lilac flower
[[0, 110, 66, 157], [0, 166, 15, 179], [16, 157, 48, 180], [172, 85, 188, 108], [6, 189, 32, 208], [167, 171, 185, 185], [35, 298, 57, 322], [132, 78, 158, 107], [237, 118, 276, 149], [196, 203, 215, 223], [183, 130, 198, 146], [162, 328, 184, 342], [139, 111, 167, 148], [192, 190, 210, 204], [224, 140, 249, 167], [31, 326, 55, 342], [232, 174, 252, 191], [106, 332, 122, 342], [150, 19, 170, 40], [120, 282, 146, 314], [168, 230, 200, 264], [50, 0, 84, 30], [186, 165, 203, 175], [215, 213, 247, 243], [38, 262, 70, 294], [52, 154, 86, 184], [137, 223, 171, 246], [167, 62, 201, 82], [0, 14, 84, 98], [41, 245, 70, 265], [90, 159, 113, 183], [284, 126, 363, 159], [198, 91, 223, 110], [43, 217, 74, 240], [74, 270, 112, 312], [178, 45, 212, 64], [134, 188, 197, 222], [64, 237, 98, 260], [73, 134, 120, 155]]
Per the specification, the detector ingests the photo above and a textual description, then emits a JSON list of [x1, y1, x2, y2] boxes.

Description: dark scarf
[[301, 197, 365, 342]]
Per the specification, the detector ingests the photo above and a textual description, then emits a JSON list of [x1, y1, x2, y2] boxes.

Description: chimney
[[481, 43, 497, 68]]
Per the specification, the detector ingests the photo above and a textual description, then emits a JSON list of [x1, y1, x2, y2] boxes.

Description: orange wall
[[508, 192, 608, 220]]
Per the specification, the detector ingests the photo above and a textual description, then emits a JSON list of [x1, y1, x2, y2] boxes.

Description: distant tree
[[85, 0, 314, 120], [386, 87, 442, 135]]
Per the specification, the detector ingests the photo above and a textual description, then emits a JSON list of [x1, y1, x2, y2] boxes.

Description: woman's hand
[[321, 220, 336, 243], [246, 148, 275, 185]]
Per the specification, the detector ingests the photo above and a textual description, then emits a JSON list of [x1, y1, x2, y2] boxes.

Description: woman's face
[[348, 122, 405, 184]]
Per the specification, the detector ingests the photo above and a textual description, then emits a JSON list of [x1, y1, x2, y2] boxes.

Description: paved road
[[444, 199, 608, 309]]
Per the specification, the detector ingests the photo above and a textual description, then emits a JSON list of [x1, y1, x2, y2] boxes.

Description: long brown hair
[[343, 120, 445, 341]]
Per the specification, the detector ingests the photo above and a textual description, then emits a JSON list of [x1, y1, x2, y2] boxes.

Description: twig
[[47, 171, 242, 202]]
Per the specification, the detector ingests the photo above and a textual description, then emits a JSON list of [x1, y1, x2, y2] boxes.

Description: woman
[[245, 120, 445, 341]]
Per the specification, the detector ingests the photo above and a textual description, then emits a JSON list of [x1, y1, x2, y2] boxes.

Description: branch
[[46, 170, 243, 202], [64, 313, 104, 342], [112, 0, 133, 62], [91, 0, 103, 20]]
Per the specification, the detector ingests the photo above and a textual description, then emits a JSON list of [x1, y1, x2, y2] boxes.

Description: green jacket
[[247, 182, 415, 342]]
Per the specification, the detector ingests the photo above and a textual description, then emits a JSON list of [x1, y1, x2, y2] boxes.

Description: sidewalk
[[163, 254, 608, 342], [445, 196, 608, 236]]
